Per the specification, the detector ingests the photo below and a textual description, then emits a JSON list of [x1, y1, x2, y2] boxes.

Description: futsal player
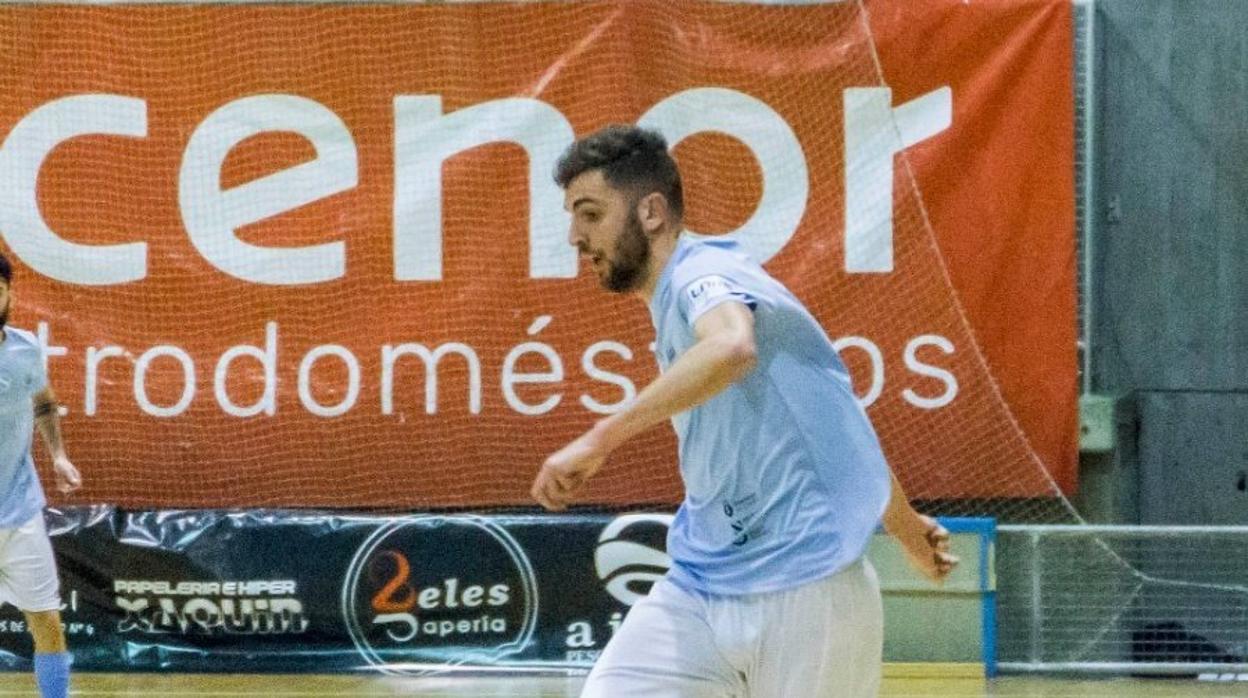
[[533, 126, 958, 697], [0, 252, 80, 698]]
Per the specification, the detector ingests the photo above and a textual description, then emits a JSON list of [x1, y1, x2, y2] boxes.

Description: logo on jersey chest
[[723, 494, 764, 547]]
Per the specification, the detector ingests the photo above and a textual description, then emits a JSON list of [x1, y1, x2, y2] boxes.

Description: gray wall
[[1092, 0, 1248, 523]]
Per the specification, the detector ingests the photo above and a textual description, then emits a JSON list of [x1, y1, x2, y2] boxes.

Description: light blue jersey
[[0, 327, 48, 528], [650, 236, 892, 596]]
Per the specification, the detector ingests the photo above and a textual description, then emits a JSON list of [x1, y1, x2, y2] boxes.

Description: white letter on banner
[[0, 95, 148, 284], [134, 346, 196, 418], [902, 334, 958, 409], [639, 88, 808, 265], [85, 345, 126, 416], [380, 342, 482, 415], [394, 96, 576, 280], [215, 322, 279, 417], [843, 87, 951, 273], [579, 340, 637, 415], [501, 316, 564, 415], [298, 345, 361, 417], [832, 336, 884, 408], [180, 95, 357, 285]]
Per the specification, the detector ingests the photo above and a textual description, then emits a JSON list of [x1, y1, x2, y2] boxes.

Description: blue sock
[[33, 652, 71, 698]]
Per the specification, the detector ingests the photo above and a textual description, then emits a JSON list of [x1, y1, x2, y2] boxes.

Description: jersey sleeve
[[676, 273, 758, 328]]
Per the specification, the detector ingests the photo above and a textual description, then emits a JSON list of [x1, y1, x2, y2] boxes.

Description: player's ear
[[637, 192, 668, 234]]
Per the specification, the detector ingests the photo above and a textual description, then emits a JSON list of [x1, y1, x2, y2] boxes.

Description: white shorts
[[0, 513, 62, 613], [581, 558, 883, 698]]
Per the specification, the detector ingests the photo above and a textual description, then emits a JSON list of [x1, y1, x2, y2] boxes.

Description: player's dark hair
[[0, 252, 11, 285], [554, 125, 684, 220]]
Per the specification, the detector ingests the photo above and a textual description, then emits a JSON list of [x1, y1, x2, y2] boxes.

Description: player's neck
[[635, 229, 681, 303]]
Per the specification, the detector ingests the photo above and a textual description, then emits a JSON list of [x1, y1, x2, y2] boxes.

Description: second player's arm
[[34, 387, 81, 494]]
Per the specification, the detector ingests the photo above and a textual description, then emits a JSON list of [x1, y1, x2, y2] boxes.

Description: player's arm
[[532, 301, 756, 511], [33, 387, 81, 494], [597, 301, 756, 453], [880, 471, 957, 583]]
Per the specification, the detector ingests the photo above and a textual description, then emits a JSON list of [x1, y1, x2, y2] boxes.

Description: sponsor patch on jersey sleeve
[[681, 275, 756, 324]]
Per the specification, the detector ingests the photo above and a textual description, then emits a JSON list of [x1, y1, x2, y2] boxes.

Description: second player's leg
[[25, 609, 67, 653], [3, 514, 72, 698], [25, 609, 72, 698]]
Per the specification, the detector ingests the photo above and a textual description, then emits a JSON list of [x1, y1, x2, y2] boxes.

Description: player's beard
[[602, 209, 651, 293], [0, 297, 9, 328]]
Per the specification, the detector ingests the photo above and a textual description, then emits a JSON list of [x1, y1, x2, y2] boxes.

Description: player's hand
[[533, 430, 609, 511], [53, 456, 82, 494], [896, 514, 958, 584]]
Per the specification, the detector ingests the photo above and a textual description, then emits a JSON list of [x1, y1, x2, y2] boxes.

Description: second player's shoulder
[[0, 328, 44, 375], [4, 326, 38, 345], [1, 327, 40, 354], [0, 327, 45, 388]]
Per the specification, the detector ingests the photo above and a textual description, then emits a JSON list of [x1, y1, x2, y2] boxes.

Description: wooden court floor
[[2, 674, 1247, 697]]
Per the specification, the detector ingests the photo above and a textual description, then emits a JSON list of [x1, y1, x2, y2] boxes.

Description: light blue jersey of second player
[[650, 236, 892, 596], [0, 327, 48, 528]]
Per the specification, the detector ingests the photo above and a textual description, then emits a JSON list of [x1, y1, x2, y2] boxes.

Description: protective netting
[[0, 0, 1077, 513]]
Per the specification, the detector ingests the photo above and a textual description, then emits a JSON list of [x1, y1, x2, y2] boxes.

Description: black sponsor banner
[[0, 507, 669, 673]]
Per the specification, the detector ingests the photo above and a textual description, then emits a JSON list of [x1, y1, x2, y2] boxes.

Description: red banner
[[0, 0, 1076, 508]]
